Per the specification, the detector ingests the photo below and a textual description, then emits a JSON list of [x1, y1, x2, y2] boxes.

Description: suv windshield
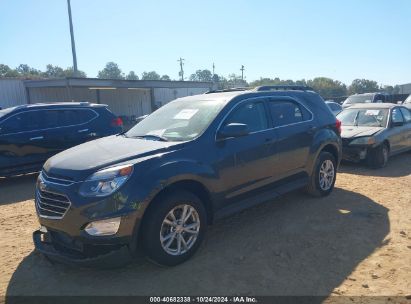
[[337, 108, 389, 127], [0, 107, 17, 119], [125, 98, 226, 142], [344, 95, 374, 104]]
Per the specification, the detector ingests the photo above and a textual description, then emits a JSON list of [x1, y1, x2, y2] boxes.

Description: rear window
[[42, 109, 97, 129], [269, 100, 312, 127]]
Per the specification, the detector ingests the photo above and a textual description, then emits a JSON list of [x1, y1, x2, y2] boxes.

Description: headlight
[[79, 164, 133, 197], [84, 217, 121, 236], [349, 136, 376, 145]]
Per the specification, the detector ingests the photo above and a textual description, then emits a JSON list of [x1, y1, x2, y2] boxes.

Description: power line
[[177, 57, 185, 81], [67, 0, 78, 76]]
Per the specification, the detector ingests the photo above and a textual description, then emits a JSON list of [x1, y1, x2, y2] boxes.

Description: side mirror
[[392, 121, 404, 127], [217, 123, 249, 140]]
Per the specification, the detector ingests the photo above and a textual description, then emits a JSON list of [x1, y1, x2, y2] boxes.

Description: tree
[[126, 71, 139, 80], [189, 69, 212, 82], [160, 74, 171, 81], [307, 77, 347, 97], [97, 62, 124, 79], [63, 67, 87, 78], [42, 64, 65, 78], [141, 71, 160, 80], [0, 64, 18, 77], [348, 79, 379, 94]]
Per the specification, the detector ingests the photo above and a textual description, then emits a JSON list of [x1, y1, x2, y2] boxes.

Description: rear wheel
[[141, 190, 206, 266], [367, 143, 389, 168], [306, 151, 337, 197]]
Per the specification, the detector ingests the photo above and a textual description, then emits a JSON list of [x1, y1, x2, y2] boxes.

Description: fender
[[306, 128, 342, 174]]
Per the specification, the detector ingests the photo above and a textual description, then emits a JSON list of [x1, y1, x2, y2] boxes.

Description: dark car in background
[[337, 104, 411, 168], [33, 86, 342, 267], [0, 102, 123, 177], [342, 92, 388, 109]]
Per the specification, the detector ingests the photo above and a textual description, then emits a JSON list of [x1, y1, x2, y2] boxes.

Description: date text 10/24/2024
[[149, 297, 257, 303]]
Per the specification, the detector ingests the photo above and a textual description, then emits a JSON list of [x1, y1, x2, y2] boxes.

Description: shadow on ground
[[0, 173, 37, 205], [6, 187, 389, 298], [339, 152, 411, 178]]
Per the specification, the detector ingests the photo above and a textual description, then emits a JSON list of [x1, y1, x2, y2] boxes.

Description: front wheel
[[306, 151, 337, 197], [141, 190, 207, 266], [367, 144, 389, 168]]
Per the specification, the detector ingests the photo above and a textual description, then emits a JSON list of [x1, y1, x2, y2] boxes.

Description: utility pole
[[240, 65, 245, 81], [212, 62, 215, 75], [177, 57, 185, 81], [67, 0, 78, 76]]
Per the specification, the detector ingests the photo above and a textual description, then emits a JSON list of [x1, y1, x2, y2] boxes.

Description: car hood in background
[[43, 135, 183, 181], [341, 126, 384, 139]]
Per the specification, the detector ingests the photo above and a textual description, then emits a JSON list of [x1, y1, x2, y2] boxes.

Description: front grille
[[36, 188, 71, 219]]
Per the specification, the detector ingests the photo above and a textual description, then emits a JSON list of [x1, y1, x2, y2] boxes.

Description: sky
[[0, 0, 410, 86]]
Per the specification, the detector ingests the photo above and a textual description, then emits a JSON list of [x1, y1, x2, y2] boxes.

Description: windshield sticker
[[365, 110, 380, 116], [173, 109, 199, 120]]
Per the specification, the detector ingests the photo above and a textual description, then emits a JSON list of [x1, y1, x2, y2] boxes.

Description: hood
[[341, 126, 383, 139], [43, 135, 183, 181]]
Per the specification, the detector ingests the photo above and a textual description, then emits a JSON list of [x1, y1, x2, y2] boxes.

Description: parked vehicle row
[[1, 88, 409, 268], [0, 102, 123, 177]]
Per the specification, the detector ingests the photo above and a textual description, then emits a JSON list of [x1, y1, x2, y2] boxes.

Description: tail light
[[336, 119, 342, 135], [111, 117, 123, 127]]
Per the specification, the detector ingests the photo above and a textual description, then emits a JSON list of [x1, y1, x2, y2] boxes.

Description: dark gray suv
[[33, 86, 342, 267]]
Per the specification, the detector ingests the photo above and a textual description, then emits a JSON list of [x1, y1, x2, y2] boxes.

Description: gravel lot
[[0, 154, 410, 299]]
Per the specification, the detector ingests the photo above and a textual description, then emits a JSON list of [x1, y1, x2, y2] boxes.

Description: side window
[[391, 108, 404, 123], [224, 102, 268, 133], [76, 109, 97, 124], [400, 108, 411, 123], [1, 112, 42, 133], [269, 100, 309, 127]]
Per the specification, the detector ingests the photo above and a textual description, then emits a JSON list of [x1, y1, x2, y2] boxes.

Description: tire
[[141, 190, 207, 266], [367, 143, 389, 169], [305, 151, 337, 197]]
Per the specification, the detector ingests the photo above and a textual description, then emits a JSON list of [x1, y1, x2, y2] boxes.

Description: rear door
[[399, 107, 411, 149], [267, 97, 314, 178], [388, 107, 407, 153], [0, 111, 48, 171], [43, 108, 99, 154]]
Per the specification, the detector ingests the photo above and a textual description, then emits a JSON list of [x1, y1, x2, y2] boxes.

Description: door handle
[[30, 136, 44, 141], [77, 129, 89, 133]]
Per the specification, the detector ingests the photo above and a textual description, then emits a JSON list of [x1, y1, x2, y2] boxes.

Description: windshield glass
[[0, 107, 16, 119], [404, 95, 411, 104], [337, 108, 389, 127], [343, 95, 374, 104], [125, 98, 226, 142]]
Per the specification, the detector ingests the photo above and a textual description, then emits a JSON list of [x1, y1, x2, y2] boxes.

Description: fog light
[[84, 217, 121, 236]]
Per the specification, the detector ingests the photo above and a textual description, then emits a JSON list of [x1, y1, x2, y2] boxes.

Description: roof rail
[[205, 88, 249, 94], [253, 85, 315, 92]]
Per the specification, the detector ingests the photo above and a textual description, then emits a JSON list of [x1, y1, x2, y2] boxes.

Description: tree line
[[0, 62, 402, 97]]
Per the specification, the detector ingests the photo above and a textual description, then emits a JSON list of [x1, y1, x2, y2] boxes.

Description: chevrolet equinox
[[33, 86, 342, 267]]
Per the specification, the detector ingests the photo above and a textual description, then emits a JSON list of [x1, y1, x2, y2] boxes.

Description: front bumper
[[33, 229, 133, 268], [342, 145, 369, 162]]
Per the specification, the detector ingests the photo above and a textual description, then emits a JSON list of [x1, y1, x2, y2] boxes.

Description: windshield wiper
[[130, 134, 169, 142]]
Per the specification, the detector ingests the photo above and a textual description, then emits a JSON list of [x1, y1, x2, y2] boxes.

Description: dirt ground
[[0, 154, 410, 300]]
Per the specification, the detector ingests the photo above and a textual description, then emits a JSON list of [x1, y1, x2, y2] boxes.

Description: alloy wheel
[[319, 159, 335, 191]]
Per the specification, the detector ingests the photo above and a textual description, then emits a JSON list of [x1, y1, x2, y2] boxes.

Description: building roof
[[23, 77, 213, 89]]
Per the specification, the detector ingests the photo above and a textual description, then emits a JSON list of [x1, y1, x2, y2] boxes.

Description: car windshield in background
[[337, 108, 389, 127], [404, 95, 411, 104], [0, 107, 16, 119], [125, 98, 226, 142], [344, 95, 373, 104]]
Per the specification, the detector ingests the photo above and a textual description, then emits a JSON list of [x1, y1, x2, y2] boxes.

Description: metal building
[[0, 78, 214, 117]]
